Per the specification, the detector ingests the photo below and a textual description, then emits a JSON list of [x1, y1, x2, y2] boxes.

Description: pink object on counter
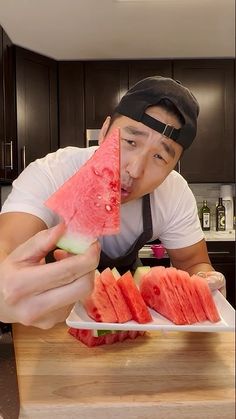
[[151, 244, 165, 259]]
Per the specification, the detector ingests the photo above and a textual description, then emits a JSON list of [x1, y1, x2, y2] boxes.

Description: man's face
[[101, 106, 183, 204]]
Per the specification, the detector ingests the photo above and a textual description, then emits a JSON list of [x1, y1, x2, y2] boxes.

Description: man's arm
[[0, 212, 47, 261], [0, 213, 100, 328], [166, 239, 213, 275], [167, 239, 226, 296]]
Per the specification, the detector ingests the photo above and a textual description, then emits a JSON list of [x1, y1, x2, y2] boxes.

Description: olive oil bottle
[[200, 200, 211, 231], [216, 197, 226, 231]]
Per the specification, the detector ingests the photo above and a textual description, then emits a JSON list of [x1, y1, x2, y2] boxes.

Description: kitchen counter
[[13, 323, 235, 419]]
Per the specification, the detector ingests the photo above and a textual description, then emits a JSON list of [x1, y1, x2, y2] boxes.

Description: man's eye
[[154, 153, 164, 160], [124, 139, 136, 147]]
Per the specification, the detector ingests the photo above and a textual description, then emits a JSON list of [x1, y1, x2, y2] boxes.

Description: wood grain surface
[[13, 323, 235, 419]]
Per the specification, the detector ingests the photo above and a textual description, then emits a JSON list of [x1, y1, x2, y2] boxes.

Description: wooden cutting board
[[13, 323, 235, 419]]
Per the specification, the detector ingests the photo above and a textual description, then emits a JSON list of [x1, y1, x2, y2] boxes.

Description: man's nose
[[126, 154, 147, 179]]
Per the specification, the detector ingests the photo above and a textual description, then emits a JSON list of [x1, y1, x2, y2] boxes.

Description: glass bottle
[[200, 200, 211, 231], [216, 197, 226, 231]]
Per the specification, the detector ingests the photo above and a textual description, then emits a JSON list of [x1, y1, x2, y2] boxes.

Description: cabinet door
[[173, 60, 235, 182], [0, 27, 4, 180], [15, 47, 58, 172], [3, 31, 18, 181], [58, 62, 85, 147], [85, 61, 128, 128], [129, 60, 172, 87], [0, 27, 17, 183]]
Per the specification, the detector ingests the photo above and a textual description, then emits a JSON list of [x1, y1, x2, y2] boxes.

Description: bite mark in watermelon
[[45, 128, 120, 253]]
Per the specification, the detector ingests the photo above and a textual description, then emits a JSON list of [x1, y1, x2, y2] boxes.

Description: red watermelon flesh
[[178, 270, 207, 323], [161, 268, 187, 324], [140, 267, 179, 323], [45, 128, 120, 253], [140, 267, 188, 325], [166, 267, 197, 324], [117, 271, 152, 324], [99, 268, 132, 323], [191, 275, 220, 322], [83, 275, 118, 323]]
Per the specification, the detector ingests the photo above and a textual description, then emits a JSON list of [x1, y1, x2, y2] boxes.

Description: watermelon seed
[[97, 194, 102, 199], [153, 286, 160, 295], [105, 204, 112, 212]]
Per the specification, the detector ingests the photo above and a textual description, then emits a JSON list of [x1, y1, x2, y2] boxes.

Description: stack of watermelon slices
[[139, 266, 220, 324], [69, 266, 220, 347]]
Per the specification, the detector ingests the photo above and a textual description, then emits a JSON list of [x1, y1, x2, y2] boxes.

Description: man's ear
[[98, 116, 111, 145]]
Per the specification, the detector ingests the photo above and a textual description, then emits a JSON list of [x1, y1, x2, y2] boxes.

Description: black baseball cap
[[114, 76, 200, 150]]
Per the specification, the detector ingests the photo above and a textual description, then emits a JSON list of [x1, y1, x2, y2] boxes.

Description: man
[[0, 76, 225, 330]]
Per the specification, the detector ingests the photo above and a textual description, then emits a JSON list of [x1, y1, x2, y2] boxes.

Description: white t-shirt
[[1, 146, 204, 258]]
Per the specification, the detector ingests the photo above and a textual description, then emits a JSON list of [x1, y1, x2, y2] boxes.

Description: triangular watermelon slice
[[99, 268, 132, 323], [191, 275, 220, 322], [117, 271, 152, 324], [178, 270, 207, 323], [140, 267, 192, 325], [83, 275, 118, 323], [166, 267, 197, 324], [45, 128, 120, 253]]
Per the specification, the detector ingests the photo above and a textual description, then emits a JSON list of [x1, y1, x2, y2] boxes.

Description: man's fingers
[[25, 272, 95, 322], [8, 224, 66, 264], [4, 242, 100, 303]]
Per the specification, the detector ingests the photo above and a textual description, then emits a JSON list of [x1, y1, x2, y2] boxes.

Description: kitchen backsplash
[[1, 183, 235, 230], [189, 183, 235, 230]]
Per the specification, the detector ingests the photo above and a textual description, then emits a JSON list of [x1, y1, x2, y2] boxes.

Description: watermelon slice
[[45, 128, 120, 254], [99, 268, 132, 323], [83, 275, 118, 323], [117, 271, 152, 324], [166, 267, 197, 324], [68, 328, 145, 347], [140, 267, 186, 325], [178, 270, 207, 323], [191, 275, 220, 322]]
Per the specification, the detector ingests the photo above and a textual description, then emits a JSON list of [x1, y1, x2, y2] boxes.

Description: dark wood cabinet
[[58, 61, 85, 147], [207, 241, 235, 308], [128, 60, 172, 87], [15, 47, 58, 172], [0, 27, 17, 183], [173, 60, 235, 183], [85, 61, 128, 128]]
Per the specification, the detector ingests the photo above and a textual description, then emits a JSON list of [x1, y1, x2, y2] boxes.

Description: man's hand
[[197, 271, 226, 297], [0, 224, 100, 329]]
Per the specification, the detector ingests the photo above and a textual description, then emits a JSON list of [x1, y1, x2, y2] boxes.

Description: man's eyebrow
[[161, 140, 176, 159], [124, 126, 149, 137]]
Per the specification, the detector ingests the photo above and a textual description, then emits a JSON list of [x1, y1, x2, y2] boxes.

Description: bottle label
[[217, 210, 225, 230], [203, 213, 210, 228]]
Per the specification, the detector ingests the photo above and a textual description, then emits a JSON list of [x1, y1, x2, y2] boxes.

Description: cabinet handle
[[208, 251, 230, 255], [177, 160, 181, 173], [22, 146, 26, 169], [5, 141, 13, 170], [1, 141, 5, 169]]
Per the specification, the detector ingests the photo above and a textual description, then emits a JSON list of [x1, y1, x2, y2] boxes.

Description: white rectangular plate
[[66, 291, 235, 332]]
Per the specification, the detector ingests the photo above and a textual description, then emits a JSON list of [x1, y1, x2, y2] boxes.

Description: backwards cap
[[114, 76, 200, 150]]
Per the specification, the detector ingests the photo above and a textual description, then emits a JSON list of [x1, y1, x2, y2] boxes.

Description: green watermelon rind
[[57, 233, 96, 254]]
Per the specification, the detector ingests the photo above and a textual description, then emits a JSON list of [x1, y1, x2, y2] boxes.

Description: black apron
[[99, 194, 153, 275]]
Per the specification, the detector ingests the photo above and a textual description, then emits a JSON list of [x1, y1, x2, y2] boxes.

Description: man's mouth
[[121, 185, 132, 198]]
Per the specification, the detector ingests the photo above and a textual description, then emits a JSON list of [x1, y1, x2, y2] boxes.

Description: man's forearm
[[185, 262, 215, 276]]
